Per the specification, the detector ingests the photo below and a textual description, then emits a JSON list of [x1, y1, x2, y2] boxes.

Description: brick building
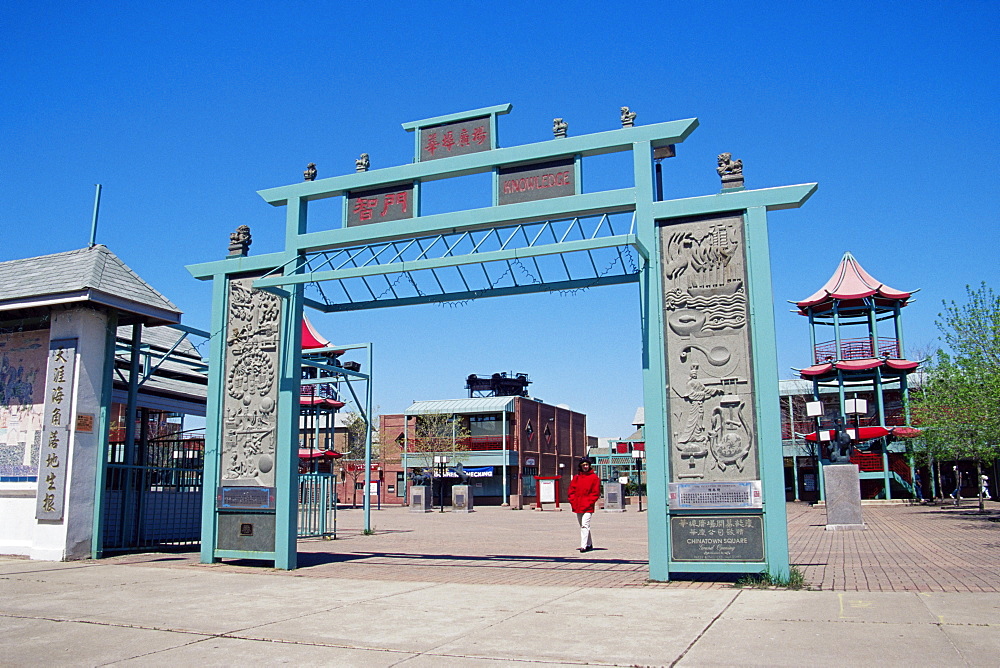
[[380, 396, 588, 508]]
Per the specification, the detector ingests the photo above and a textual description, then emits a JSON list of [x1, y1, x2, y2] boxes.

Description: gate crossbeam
[[253, 213, 643, 312]]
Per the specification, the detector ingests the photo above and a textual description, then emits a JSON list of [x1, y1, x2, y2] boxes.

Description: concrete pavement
[[2, 502, 999, 666]]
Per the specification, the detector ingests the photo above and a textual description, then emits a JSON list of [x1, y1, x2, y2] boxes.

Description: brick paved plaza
[[114, 501, 1000, 592]]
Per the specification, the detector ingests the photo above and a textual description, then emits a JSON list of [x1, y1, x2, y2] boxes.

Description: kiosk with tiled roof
[[792, 252, 920, 499]]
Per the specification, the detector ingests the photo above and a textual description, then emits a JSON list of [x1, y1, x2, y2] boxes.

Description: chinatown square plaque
[[670, 514, 764, 562]]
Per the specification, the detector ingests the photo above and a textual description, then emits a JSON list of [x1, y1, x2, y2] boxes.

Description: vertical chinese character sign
[[35, 339, 77, 521]]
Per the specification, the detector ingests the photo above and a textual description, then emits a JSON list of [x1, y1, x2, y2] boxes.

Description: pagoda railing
[[813, 337, 900, 363]]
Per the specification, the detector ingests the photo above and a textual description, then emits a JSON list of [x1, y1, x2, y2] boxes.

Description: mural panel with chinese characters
[[35, 338, 76, 520], [659, 214, 759, 483], [222, 276, 282, 488]]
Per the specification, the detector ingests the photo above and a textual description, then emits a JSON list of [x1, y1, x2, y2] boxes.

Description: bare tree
[[405, 413, 471, 507], [340, 409, 379, 508]]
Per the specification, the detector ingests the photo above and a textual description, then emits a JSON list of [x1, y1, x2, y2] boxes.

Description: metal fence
[[298, 472, 337, 539], [102, 438, 204, 553]]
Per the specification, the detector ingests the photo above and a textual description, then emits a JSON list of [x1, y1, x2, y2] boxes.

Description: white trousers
[[576, 512, 593, 549]]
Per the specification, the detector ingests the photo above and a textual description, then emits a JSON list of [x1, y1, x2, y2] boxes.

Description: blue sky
[[3, 2, 997, 437]]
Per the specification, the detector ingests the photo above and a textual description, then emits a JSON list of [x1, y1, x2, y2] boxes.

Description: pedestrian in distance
[[568, 457, 601, 553], [913, 471, 923, 502], [982, 474, 991, 500], [951, 466, 963, 506]]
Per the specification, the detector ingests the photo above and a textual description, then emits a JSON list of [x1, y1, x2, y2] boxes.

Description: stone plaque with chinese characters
[[418, 117, 491, 161], [217, 485, 276, 510], [346, 183, 414, 227], [659, 213, 759, 483], [670, 514, 764, 562], [497, 158, 576, 205], [35, 338, 77, 521], [669, 481, 762, 509], [222, 276, 281, 489]]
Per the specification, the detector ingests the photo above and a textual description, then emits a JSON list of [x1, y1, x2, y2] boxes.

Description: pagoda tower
[[793, 252, 920, 499]]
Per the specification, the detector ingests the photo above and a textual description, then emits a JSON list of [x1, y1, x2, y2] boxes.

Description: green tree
[[913, 283, 1000, 511]]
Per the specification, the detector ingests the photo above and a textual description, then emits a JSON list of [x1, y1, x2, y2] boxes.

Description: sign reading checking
[[498, 158, 575, 205], [419, 116, 491, 161], [347, 183, 414, 227]]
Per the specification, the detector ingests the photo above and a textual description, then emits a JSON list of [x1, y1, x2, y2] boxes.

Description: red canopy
[[798, 358, 920, 380], [796, 252, 911, 311], [803, 426, 890, 442], [298, 448, 342, 459], [891, 426, 922, 438], [300, 396, 346, 410]]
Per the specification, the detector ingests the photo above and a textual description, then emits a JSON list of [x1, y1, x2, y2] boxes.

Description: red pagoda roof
[[302, 315, 345, 354], [796, 252, 912, 311], [798, 358, 919, 380]]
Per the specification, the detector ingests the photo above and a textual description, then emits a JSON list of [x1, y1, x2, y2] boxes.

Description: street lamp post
[[631, 449, 646, 512], [434, 455, 449, 513]]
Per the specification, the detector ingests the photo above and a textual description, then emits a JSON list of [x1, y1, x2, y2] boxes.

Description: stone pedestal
[[451, 485, 473, 512], [603, 482, 625, 512], [823, 464, 866, 530], [409, 485, 432, 513]]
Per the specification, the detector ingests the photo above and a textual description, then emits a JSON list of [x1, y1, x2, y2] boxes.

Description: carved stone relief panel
[[221, 276, 282, 487], [659, 214, 758, 482]]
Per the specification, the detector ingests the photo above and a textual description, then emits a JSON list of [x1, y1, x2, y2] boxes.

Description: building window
[[469, 414, 502, 436]]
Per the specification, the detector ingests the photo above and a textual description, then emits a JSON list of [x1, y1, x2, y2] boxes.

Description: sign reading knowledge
[[498, 158, 576, 205]]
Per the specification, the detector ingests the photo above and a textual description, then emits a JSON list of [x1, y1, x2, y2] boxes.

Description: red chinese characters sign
[[346, 184, 414, 227], [418, 116, 491, 161]]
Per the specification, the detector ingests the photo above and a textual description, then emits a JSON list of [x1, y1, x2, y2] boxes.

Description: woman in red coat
[[568, 458, 601, 552]]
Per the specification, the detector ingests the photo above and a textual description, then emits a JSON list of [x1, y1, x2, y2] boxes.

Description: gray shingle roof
[[0, 245, 181, 325]]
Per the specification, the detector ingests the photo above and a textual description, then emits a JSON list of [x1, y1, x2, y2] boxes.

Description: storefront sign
[[347, 183, 415, 227], [419, 117, 491, 161], [35, 338, 77, 521], [444, 466, 493, 478], [670, 514, 764, 562], [498, 158, 576, 205]]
